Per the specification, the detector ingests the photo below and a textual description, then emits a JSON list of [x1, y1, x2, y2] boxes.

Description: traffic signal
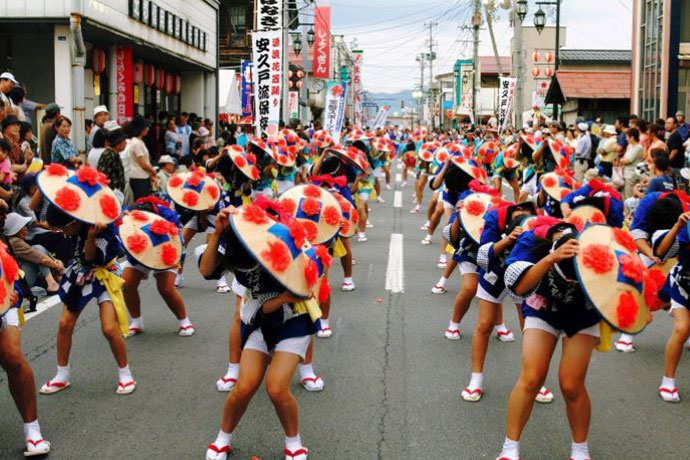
[[288, 64, 305, 90]]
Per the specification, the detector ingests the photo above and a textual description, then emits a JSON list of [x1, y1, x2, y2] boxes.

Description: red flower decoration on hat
[[0, 281, 6, 305], [560, 189, 571, 200], [46, 163, 68, 176], [340, 221, 350, 234], [150, 219, 172, 235], [243, 204, 270, 225], [542, 176, 557, 188], [247, 153, 256, 165], [582, 244, 615, 274], [100, 194, 120, 219], [54, 187, 81, 211], [590, 211, 606, 223], [0, 248, 20, 283], [251, 166, 260, 180], [566, 216, 584, 231], [301, 198, 320, 216], [454, 155, 465, 163], [304, 185, 322, 198], [280, 198, 297, 215], [466, 200, 485, 216], [130, 210, 149, 222], [315, 244, 332, 268], [262, 240, 291, 272], [319, 277, 331, 304], [77, 166, 108, 187], [613, 228, 637, 253], [305, 258, 318, 288], [619, 254, 644, 283], [352, 210, 360, 224], [161, 243, 178, 266], [559, 158, 568, 169], [126, 233, 148, 254], [168, 176, 183, 188], [471, 167, 484, 180], [206, 184, 219, 201], [187, 174, 202, 187], [616, 291, 639, 328], [303, 221, 318, 242], [182, 191, 199, 207], [644, 268, 667, 311], [288, 219, 306, 249], [323, 205, 341, 226], [234, 156, 246, 168]]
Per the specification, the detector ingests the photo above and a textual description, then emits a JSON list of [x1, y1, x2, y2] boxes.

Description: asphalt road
[[1, 167, 689, 459]]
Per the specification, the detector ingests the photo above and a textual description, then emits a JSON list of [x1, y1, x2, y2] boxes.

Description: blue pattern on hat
[[615, 250, 643, 292], [140, 223, 171, 247], [183, 180, 205, 193], [67, 175, 102, 197], [268, 224, 300, 259], [296, 197, 322, 223]]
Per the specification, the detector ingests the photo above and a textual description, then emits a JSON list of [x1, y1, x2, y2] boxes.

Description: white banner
[[498, 77, 517, 133], [372, 105, 390, 129], [288, 91, 299, 119], [256, 0, 282, 31], [324, 81, 348, 142], [352, 50, 363, 127], [252, 31, 282, 139]]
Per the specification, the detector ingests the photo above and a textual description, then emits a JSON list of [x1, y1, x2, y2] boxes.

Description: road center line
[[393, 190, 402, 208], [395, 173, 401, 183], [385, 233, 404, 293]]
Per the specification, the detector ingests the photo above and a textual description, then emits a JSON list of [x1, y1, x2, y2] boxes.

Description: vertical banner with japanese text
[[352, 50, 363, 127], [313, 6, 331, 79], [372, 105, 390, 129], [498, 77, 517, 133], [252, 31, 282, 139], [323, 81, 348, 141], [116, 46, 133, 124], [256, 0, 282, 31], [241, 60, 253, 117]]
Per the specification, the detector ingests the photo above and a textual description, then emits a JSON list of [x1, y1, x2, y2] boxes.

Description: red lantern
[[544, 67, 554, 77], [157, 69, 166, 89], [532, 50, 541, 62], [133, 61, 143, 85], [174, 75, 182, 94], [145, 64, 156, 86], [545, 51, 554, 63], [532, 67, 541, 77], [91, 47, 106, 74], [166, 74, 175, 94]]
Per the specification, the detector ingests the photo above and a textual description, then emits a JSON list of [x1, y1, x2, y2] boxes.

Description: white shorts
[[476, 284, 508, 304], [524, 316, 600, 338], [122, 260, 177, 280], [243, 329, 311, 359], [357, 191, 371, 202], [670, 300, 687, 312], [460, 261, 479, 275], [0, 308, 19, 330], [231, 277, 247, 297]]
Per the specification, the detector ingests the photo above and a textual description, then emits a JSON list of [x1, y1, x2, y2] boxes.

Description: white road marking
[[395, 173, 401, 183], [397, 162, 402, 170], [393, 190, 402, 208], [385, 233, 404, 293], [24, 295, 61, 322]]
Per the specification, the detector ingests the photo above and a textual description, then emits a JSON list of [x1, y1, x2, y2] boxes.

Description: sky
[[315, 0, 633, 94]]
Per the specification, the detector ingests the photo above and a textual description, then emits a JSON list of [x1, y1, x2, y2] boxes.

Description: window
[[229, 5, 247, 48], [639, 0, 663, 121]]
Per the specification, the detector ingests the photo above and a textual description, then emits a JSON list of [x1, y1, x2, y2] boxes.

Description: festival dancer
[[202, 206, 328, 460], [120, 196, 192, 337], [0, 243, 51, 456], [37, 165, 135, 396]]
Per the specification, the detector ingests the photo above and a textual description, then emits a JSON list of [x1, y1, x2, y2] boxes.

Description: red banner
[[115, 46, 133, 123], [313, 6, 331, 79]]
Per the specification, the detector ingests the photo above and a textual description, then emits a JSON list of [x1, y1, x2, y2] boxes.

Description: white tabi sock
[[118, 365, 133, 383], [214, 430, 233, 448], [130, 316, 143, 329], [55, 365, 70, 383], [570, 441, 590, 460], [437, 276, 448, 288], [343, 277, 353, 284], [448, 321, 460, 331], [285, 434, 303, 452], [661, 376, 676, 389], [321, 318, 330, 329], [225, 363, 239, 379], [299, 364, 316, 380], [179, 317, 192, 328], [468, 372, 484, 390], [495, 323, 509, 333], [500, 437, 520, 460], [438, 254, 447, 263], [23, 420, 42, 441]]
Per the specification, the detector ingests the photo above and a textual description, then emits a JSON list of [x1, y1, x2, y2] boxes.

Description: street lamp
[[306, 27, 315, 48], [533, 6, 546, 33], [516, 0, 528, 22], [292, 33, 302, 56]]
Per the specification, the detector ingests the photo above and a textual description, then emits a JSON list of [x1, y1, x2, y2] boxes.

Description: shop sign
[[323, 81, 347, 141], [129, 0, 207, 52], [256, 0, 282, 31], [116, 47, 134, 123], [252, 31, 282, 139], [352, 50, 363, 127], [313, 6, 331, 79]]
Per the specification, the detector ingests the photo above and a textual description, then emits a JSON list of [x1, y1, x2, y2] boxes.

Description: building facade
[[219, 0, 253, 69], [631, 0, 690, 121], [0, 0, 218, 152]]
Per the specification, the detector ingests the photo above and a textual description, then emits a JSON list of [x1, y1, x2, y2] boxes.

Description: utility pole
[[425, 21, 437, 129], [472, 0, 481, 125], [416, 52, 426, 127], [484, 3, 503, 76], [512, 4, 524, 129]]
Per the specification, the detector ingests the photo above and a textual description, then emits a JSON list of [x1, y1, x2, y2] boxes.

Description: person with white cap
[[89, 105, 110, 147], [4, 213, 63, 293], [676, 110, 689, 142], [596, 125, 619, 178], [573, 122, 592, 182], [156, 154, 176, 197], [0, 71, 18, 110]]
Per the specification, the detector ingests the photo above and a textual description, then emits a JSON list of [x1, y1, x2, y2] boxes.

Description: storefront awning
[[545, 70, 631, 105]]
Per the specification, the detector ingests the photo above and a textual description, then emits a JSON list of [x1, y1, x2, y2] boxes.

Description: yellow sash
[[17, 269, 26, 326], [293, 297, 322, 325], [332, 238, 347, 258], [445, 244, 455, 255], [93, 262, 129, 337], [595, 321, 613, 352]]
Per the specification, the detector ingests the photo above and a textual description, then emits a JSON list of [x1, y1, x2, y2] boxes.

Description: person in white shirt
[[127, 116, 157, 200], [573, 122, 592, 182]]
